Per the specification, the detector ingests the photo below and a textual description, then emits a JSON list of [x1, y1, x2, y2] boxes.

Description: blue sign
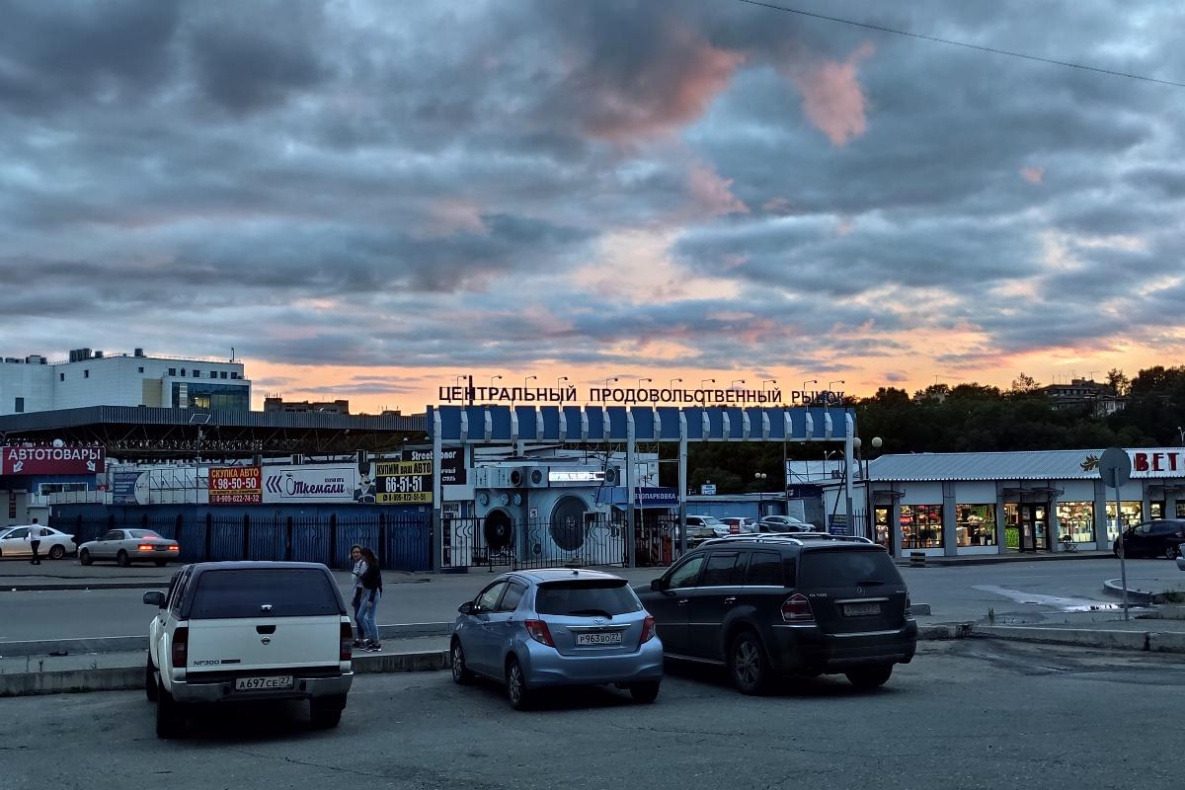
[[828, 514, 851, 536], [112, 471, 140, 505], [636, 487, 678, 508]]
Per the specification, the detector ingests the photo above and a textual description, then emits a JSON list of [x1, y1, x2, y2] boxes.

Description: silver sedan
[[78, 529, 180, 567]]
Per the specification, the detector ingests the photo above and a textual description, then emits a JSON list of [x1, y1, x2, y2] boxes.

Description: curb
[[0, 649, 450, 698], [1102, 579, 1183, 605], [896, 552, 1112, 568], [1, 582, 168, 593], [919, 622, 1185, 654], [0, 622, 454, 658]]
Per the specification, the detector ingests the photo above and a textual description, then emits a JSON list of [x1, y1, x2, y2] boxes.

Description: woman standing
[[358, 548, 383, 652], [349, 545, 366, 647]]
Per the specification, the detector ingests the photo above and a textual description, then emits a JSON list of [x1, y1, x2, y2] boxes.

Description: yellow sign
[[377, 491, 433, 504], [376, 460, 432, 476]]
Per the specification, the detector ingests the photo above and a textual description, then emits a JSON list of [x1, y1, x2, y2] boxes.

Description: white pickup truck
[[144, 561, 354, 739]]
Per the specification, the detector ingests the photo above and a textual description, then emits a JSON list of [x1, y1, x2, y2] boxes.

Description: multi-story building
[[264, 397, 350, 414], [1041, 378, 1126, 418], [0, 347, 250, 416]]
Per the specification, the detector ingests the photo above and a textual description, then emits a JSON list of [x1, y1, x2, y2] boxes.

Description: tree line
[[666, 366, 1185, 495]]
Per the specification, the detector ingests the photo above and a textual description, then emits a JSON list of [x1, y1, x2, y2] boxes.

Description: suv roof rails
[[698, 532, 876, 548]]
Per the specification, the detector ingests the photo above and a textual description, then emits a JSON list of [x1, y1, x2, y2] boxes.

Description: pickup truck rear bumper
[[171, 671, 353, 704]]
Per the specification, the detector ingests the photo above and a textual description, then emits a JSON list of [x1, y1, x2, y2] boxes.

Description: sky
[[3, 0, 1185, 414]]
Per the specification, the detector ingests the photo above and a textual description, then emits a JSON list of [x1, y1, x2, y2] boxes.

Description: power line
[[731, 0, 1185, 89]]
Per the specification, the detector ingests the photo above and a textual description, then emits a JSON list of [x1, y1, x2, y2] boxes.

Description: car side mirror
[[458, 601, 474, 615], [650, 578, 665, 592], [143, 591, 166, 608]]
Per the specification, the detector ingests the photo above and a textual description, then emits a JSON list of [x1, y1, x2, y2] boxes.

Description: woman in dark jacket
[[358, 548, 383, 652]]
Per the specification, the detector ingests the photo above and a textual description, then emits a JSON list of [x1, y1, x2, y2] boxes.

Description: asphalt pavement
[[2, 640, 1182, 790]]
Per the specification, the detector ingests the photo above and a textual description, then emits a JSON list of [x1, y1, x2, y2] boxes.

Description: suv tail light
[[524, 619, 555, 647], [638, 615, 657, 647], [171, 626, 189, 667], [340, 621, 354, 661], [781, 593, 815, 624], [906, 595, 913, 616]]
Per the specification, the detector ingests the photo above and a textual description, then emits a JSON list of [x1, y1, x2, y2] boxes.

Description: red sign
[[1, 445, 105, 476], [209, 466, 263, 504]]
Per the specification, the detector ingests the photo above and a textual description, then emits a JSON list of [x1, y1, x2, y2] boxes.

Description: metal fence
[[49, 511, 431, 572], [441, 513, 681, 571]]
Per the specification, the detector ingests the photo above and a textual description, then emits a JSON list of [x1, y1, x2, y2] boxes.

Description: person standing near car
[[29, 518, 44, 565], [358, 547, 383, 652], [349, 545, 366, 647]]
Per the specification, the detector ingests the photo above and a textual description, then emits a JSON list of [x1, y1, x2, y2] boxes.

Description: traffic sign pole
[[1099, 447, 1132, 621]]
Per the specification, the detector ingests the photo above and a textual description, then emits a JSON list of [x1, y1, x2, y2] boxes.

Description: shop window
[[1056, 502, 1095, 543], [874, 507, 890, 549], [956, 504, 996, 546], [1178, 502, 1185, 519], [1151, 502, 1164, 520], [901, 504, 943, 549], [1104, 502, 1143, 543]]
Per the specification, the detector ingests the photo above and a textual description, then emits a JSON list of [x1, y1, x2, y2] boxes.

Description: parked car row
[[450, 532, 917, 709], [0, 525, 182, 566], [0, 525, 76, 559]]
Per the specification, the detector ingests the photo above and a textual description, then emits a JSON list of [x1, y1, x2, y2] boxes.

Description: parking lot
[[3, 640, 1183, 790]]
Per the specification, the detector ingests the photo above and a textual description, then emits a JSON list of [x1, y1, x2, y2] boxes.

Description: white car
[[79, 528, 180, 567], [758, 515, 813, 533], [0, 526, 76, 560], [720, 517, 759, 535]]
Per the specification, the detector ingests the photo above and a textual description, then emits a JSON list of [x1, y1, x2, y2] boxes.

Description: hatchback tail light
[[340, 621, 354, 661], [524, 619, 555, 647], [781, 593, 815, 624], [171, 626, 189, 667], [638, 615, 657, 647]]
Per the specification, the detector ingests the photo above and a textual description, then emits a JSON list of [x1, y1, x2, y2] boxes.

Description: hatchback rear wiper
[[568, 609, 614, 618]]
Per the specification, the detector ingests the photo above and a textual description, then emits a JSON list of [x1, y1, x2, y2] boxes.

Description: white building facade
[[0, 348, 250, 416]]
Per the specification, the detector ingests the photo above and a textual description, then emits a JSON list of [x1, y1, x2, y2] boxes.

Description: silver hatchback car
[[450, 569, 663, 709]]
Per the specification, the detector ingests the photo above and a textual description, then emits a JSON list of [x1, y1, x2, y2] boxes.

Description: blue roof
[[868, 450, 1108, 482]]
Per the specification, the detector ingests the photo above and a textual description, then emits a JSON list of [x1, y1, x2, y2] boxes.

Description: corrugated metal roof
[[0, 406, 426, 433], [868, 450, 1108, 481]]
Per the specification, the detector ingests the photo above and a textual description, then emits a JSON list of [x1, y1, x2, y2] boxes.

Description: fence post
[[285, 516, 293, 562], [329, 514, 338, 568], [205, 513, 213, 562], [243, 514, 251, 561]]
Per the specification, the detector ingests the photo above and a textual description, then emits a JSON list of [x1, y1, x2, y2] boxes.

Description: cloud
[[1021, 166, 1045, 184], [786, 42, 875, 146]]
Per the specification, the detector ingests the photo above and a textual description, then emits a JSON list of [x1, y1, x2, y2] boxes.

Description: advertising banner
[[112, 471, 141, 504], [401, 447, 466, 486], [209, 466, 263, 505], [375, 459, 433, 505], [1, 445, 106, 475], [262, 465, 359, 504]]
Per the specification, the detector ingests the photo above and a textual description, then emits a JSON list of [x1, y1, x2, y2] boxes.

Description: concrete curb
[[896, 552, 1112, 568], [1, 582, 168, 593], [0, 623, 455, 658], [1102, 579, 1183, 605], [925, 622, 1185, 654], [0, 649, 450, 698]]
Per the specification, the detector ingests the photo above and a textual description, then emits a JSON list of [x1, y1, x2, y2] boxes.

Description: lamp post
[[755, 472, 767, 518], [669, 377, 683, 388], [828, 380, 845, 406], [556, 376, 569, 401], [524, 375, 537, 390], [638, 377, 653, 389], [489, 374, 503, 391], [802, 379, 817, 406], [701, 378, 716, 389]]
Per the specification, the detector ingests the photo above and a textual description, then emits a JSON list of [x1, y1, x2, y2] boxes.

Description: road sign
[[701, 484, 717, 496], [1099, 446, 1132, 488]]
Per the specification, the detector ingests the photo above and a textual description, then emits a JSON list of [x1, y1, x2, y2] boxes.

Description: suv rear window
[[188, 569, 342, 619], [535, 580, 642, 617], [798, 549, 903, 588]]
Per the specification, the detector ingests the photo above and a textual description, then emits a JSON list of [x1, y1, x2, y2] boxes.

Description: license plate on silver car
[[234, 675, 293, 691], [576, 632, 622, 646], [843, 603, 881, 617]]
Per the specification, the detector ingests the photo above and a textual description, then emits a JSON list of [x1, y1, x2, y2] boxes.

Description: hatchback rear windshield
[[798, 549, 904, 588], [188, 569, 343, 619], [534, 580, 642, 617]]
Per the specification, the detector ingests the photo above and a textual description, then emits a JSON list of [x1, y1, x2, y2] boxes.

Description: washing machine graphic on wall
[[523, 466, 624, 564]]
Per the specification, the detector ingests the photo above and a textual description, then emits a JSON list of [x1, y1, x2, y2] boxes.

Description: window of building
[[170, 382, 250, 411], [14, 397, 24, 413], [956, 504, 996, 546], [231, 372, 239, 379], [1105, 502, 1143, 543], [138, 366, 144, 373], [169, 368, 176, 376], [220, 371, 228, 379], [84, 369, 89, 378], [60, 373, 64, 381], [874, 507, 890, 548], [210, 371, 218, 379], [193, 370, 200, 377], [1151, 502, 1164, 520], [1178, 502, 1185, 519], [1056, 502, 1095, 543], [901, 504, 943, 549]]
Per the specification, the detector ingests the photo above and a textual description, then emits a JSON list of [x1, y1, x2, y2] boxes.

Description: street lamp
[[730, 378, 746, 389], [701, 378, 716, 388], [605, 376, 619, 389], [755, 471, 768, 517], [524, 375, 537, 390], [669, 377, 683, 388], [489, 374, 503, 391], [638, 377, 653, 389]]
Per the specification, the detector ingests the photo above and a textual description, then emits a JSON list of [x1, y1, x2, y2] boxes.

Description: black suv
[[1113, 520, 1185, 559], [636, 535, 917, 694]]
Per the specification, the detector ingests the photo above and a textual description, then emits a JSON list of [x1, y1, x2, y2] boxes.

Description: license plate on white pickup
[[234, 675, 294, 691], [575, 632, 622, 646], [843, 603, 882, 617]]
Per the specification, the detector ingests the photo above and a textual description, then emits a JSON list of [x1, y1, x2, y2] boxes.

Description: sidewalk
[[895, 549, 1115, 567]]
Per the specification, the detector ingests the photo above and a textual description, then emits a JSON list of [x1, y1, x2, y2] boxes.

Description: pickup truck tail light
[[171, 626, 189, 667], [340, 621, 353, 661]]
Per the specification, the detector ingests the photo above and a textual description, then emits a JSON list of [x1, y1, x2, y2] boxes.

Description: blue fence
[[49, 508, 432, 572]]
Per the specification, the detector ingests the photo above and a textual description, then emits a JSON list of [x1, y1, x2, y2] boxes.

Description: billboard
[[209, 466, 263, 505], [112, 471, 141, 505], [375, 460, 432, 505], [262, 465, 360, 504], [401, 447, 466, 486], [1, 445, 106, 475]]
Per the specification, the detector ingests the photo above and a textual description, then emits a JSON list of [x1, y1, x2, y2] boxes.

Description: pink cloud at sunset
[[788, 42, 875, 146], [1021, 167, 1045, 184]]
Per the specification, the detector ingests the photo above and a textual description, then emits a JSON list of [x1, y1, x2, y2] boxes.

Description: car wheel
[[1113, 542, 1121, 558], [79, 549, 92, 566], [48, 544, 66, 560], [451, 638, 475, 685], [629, 681, 661, 704], [310, 696, 346, 729], [729, 631, 769, 695], [1164, 545, 1181, 560], [145, 657, 158, 702], [506, 657, 533, 711], [845, 664, 893, 690], [116, 550, 130, 567], [154, 559, 168, 567], [155, 682, 185, 739]]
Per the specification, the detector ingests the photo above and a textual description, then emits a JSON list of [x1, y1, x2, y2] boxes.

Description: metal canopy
[[429, 405, 855, 444]]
